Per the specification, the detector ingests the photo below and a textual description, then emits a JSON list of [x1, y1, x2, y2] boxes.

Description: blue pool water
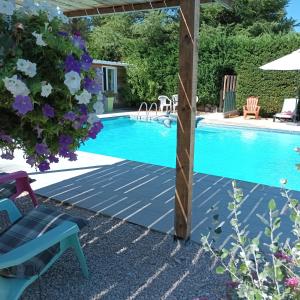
[[80, 117, 300, 191]]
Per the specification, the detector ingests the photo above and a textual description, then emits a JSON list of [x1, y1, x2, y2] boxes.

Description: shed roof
[[93, 60, 128, 67], [34, 0, 231, 17]]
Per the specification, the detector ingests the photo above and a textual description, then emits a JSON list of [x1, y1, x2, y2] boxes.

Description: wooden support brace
[[174, 0, 200, 240]]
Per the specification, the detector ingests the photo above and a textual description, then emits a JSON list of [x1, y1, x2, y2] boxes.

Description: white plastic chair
[[172, 94, 178, 112], [158, 95, 172, 112]]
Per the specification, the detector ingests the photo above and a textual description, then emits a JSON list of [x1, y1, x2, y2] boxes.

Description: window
[[103, 67, 117, 93]]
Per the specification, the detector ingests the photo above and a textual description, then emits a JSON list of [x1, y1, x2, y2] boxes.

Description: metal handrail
[[147, 103, 158, 120], [137, 102, 148, 120]]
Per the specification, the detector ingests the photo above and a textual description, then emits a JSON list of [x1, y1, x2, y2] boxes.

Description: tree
[[88, 15, 134, 61], [201, 0, 296, 36]]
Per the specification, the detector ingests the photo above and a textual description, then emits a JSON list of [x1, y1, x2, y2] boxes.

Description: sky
[[286, 0, 300, 32]]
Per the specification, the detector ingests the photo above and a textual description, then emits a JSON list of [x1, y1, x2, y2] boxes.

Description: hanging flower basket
[[0, 1, 104, 171]]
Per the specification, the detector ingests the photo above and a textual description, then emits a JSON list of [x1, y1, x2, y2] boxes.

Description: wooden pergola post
[[174, 0, 200, 240]]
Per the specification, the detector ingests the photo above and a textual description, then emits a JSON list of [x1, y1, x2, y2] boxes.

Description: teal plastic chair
[[0, 198, 88, 300]]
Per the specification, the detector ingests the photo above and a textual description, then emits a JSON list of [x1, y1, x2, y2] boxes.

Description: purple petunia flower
[[48, 155, 59, 163], [79, 104, 88, 114], [72, 35, 85, 50], [58, 31, 68, 37], [64, 55, 81, 74], [79, 114, 88, 124], [38, 161, 50, 172], [26, 156, 36, 167], [80, 52, 93, 71], [59, 135, 73, 146], [35, 143, 49, 155], [42, 104, 55, 118], [1, 151, 14, 160], [83, 77, 101, 95], [68, 152, 77, 161], [0, 133, 13, 143], [59, 146, 69, 158], [87, 121, 103, 139], [63, 111, 77, 121], [12, 95, 33, 115]]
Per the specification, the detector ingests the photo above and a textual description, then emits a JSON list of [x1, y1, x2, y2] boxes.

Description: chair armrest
[[0, 171, 29, 184], [0, 221, 79, 269], [256, 106, 261, 111], [243, 106, 247, 110], [0, 198, 22, 223]]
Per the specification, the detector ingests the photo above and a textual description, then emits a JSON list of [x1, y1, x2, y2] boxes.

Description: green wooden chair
[[0, 198, 88, 300]]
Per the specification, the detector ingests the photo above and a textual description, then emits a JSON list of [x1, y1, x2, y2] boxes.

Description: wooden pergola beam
[[65, 0, 179, 17], [174, 0, 200, 240], [64, 0, 230, 17], [61, 0, 229, 241]]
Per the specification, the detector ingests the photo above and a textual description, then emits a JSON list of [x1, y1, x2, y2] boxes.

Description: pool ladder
[[136, 102, 158, 121]]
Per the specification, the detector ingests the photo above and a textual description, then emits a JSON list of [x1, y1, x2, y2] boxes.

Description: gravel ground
[[2, 196, 229, 300]]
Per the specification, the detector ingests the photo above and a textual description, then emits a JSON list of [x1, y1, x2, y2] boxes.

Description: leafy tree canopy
[[201, 0, 296, 36]]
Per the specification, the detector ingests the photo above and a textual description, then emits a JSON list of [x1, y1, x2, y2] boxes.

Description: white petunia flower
[[87, 113, 99, 125], [64, 71, 81, 95], [41, 83, 52, 97], [17, 59, 37, 78], [39, 2, 59, 22], [3, 75, 30, 97], [22, 0, 39, 15], [0, 0, 16, 16], [97, 93, 104, 101], [32, 31, 47, 47], [75, 90, 91, 104], [93, 101, 104, 114]]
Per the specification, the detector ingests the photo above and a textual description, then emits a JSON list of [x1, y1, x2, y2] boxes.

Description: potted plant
[[104, 91, 117, 113], [0, 2, 104, 171]]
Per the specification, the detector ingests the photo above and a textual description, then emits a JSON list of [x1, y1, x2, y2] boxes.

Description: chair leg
[[69, 234, 89, 278], [14, 177, 38, 207]]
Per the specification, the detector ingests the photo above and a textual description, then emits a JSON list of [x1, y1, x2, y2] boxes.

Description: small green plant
[[201, 181, 300, 300]]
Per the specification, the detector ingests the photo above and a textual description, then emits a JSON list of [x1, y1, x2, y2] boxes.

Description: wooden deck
[[35, 160, 299, 248]]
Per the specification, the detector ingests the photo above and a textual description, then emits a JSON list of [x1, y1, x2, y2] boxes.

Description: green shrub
[[202, 181, 300, 300]]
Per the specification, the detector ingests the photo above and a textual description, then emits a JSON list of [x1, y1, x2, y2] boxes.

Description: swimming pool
[[80, 117, 300, 191]]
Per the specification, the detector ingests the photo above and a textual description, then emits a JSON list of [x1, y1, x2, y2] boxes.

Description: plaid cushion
[[0, 206, 87, 278], [0, 182, 16, 199], [0, 172, 35, 199]]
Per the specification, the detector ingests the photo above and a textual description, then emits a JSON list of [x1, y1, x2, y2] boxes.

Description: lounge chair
[[273, 98, 298, 122], [158, 95, 172, 112], [243, 96, 260, 119], [0, 171, 38, 207], [0, 192, 88, 299]]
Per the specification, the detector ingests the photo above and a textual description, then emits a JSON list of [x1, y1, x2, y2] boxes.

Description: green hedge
[[234, 34, 300, 115], [199, 29, 300, 115]]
